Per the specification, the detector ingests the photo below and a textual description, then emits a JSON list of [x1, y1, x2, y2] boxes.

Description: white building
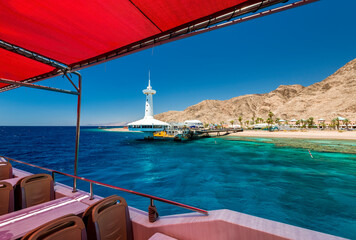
[[183, 120, 203, 128], [253, 123, 268, 129], [278, 119, 286, 125], [128, 75, 169, 139]]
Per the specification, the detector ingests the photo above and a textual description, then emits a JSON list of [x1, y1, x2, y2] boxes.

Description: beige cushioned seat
[[15, 173, 54, 210], [22, 214, 87, 240], [0, 161, 13, 180], [82, 195, 133, 240], [0, 181, 14, 215]]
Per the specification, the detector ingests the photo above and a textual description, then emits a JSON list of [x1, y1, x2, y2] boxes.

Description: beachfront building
[[336, 117, 355, 130], [128, 77, 169, 139], [318, 118, 325, 129], [253, 123, 269, 129], [231, 124, 242, 129], [289, 119, 298, 128], [184, 120, 204, 128], [278, 119, 286, 125]]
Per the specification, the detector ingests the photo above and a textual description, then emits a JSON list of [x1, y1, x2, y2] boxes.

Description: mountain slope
[[155, 59, 356, 123]]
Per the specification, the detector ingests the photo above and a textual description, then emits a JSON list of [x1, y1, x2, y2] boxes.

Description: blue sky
[[1, 0, 355, 126]]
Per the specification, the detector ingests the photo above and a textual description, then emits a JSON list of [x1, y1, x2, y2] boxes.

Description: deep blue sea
[[0, 127, 355, 239]]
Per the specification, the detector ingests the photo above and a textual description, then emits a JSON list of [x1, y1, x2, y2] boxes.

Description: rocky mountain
[[155, 58, 356, 123]]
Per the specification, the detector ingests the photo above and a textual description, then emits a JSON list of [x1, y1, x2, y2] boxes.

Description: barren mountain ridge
[[155, 58, 356, 123]]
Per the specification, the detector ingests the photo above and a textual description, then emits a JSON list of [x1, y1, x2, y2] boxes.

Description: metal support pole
[[148, 198, 159, 222], [51, 171, 55, 184], [72, 72, 82, 192], [64, 73, 79, 92], [89, 182, 94, 200]]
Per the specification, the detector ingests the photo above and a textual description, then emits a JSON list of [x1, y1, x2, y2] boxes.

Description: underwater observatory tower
[[128, 75, 169, 139]]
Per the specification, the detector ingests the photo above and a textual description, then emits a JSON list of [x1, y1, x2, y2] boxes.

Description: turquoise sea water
[[0, 127, 355, 239]]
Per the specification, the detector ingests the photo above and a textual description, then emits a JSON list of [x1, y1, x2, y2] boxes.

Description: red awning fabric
[[0, 0, 248, 65], [0, 0, 273, 88], [130, 0, 248, 31], [0, 48, 55, 88], [0, 0, 162, 65]]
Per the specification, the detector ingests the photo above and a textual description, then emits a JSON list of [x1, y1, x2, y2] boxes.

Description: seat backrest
[[0, 181, 14, 215], [82, 195, 133, 240], [15, 173, 54, 209], [21, 214, 87, 240], [0, 161, 13, 180]]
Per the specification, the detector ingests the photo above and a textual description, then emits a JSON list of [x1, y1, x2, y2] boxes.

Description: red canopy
[[0, 0, 312, 90], [0, 48, 55, 89]]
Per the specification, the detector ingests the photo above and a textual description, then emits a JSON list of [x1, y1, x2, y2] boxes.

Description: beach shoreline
[[102, 127, 129, 132], [229, 130, 356, 140], [101, 127, 143, 133]]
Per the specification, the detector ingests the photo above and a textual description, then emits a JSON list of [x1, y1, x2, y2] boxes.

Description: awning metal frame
[[0, 39, 67, 69], [0, 39, 68, 93], [0, 76, 78, 95]]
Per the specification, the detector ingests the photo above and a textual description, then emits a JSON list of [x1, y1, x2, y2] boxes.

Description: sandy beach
[[229, 130, 356, 140], [102, 127, 130, 132], [101, 127, 143, 133]]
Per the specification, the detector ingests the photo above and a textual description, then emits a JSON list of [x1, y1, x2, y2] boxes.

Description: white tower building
[[128, 73, 169, 139], [143, 74, 155, 119]]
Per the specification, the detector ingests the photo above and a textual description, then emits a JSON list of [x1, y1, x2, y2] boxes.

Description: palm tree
[[331, 118, 339, 130], [275, 117, 280, 124], [330, 119, 335, 130], [344, 119, 350, 130], [238, 116, 243, 127], [296, 120, 300, 126], [300, 119, 306, 128], [266, 117, 273, 131], [230, 120, 234, 127], [245, 120, 250, 126], [268, 111, 274, 119], [251, 117, 255, 125], [335, 118, 340, 130], [308, 117, 314, 128]]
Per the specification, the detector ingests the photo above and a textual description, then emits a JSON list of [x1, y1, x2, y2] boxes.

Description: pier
[[154, 127, 243, 141], [194, 128, 243, 136]]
